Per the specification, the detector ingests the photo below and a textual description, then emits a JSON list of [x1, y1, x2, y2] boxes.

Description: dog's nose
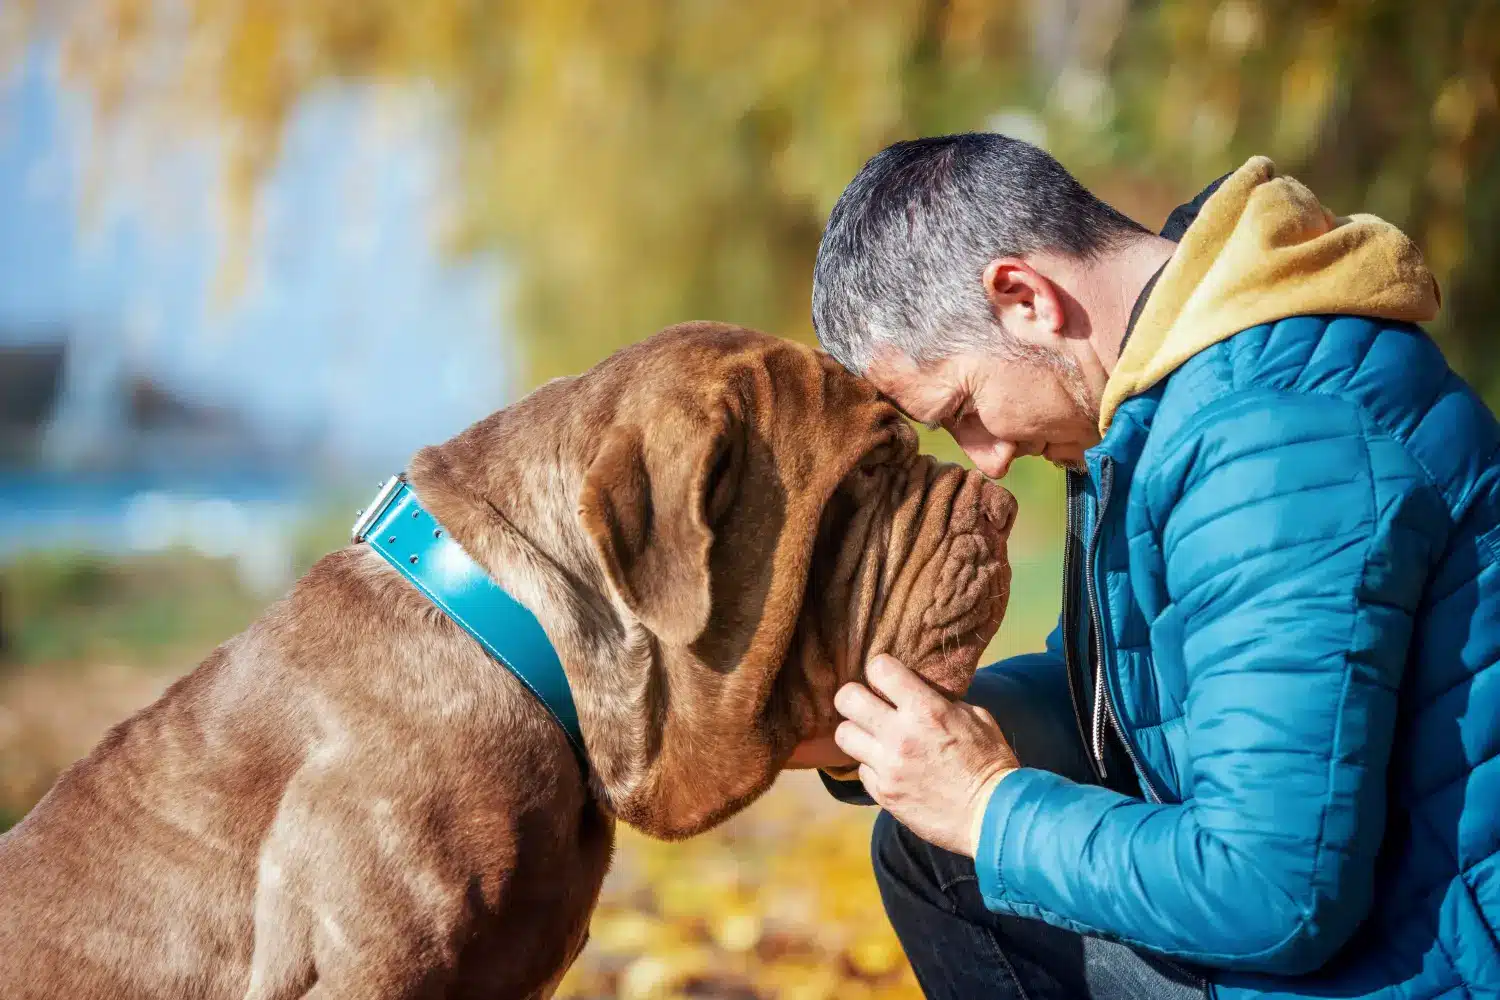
[[979, 479, 1018, 537]]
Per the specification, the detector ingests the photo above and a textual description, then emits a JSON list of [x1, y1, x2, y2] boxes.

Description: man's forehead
[[865, 349, 957, 423]]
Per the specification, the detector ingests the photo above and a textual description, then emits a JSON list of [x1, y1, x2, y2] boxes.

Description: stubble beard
[[1044, 347, 1097, 475]]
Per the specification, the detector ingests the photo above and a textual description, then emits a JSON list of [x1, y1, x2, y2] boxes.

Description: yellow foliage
[[36, 1, 1500, 396], [54, 0, 1031, 386], [556, 773, 925, 1000]]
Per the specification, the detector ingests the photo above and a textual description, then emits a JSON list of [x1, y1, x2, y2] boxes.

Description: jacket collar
[[1113, 170, 1228, 361], [1099, 156, 1439, 434]]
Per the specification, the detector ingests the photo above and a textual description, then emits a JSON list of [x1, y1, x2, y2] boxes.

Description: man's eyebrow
[[875, 389, 948, 431], [873, 390, 927, 427]]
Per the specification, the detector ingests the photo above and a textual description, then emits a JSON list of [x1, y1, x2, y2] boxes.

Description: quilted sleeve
[[972, 389, 1434, 973]]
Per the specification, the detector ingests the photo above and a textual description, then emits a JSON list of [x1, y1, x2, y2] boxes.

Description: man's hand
[[834, 654, 1019, 857]]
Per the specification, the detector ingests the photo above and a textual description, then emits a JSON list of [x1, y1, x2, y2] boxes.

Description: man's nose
[[964, 439, 1019, 479]]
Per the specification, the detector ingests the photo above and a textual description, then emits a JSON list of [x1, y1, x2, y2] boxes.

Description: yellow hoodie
[[1099, 156, 1442, 434]]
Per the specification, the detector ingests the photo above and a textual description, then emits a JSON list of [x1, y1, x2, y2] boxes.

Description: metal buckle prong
[[351, 474, 407, 543]]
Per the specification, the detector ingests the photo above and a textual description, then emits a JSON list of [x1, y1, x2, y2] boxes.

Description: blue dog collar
[[352, 475, 587, 764]]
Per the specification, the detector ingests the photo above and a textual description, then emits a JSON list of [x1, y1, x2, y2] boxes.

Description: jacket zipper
[[1061, 471, 1105, 783], [1086, 459, 1113, 771], [1084, 456, 1163, 804]]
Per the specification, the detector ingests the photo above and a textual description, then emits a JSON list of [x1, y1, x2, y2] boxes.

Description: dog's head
[[413, 323, 1013, 839], [575, 323, 1012, 835]]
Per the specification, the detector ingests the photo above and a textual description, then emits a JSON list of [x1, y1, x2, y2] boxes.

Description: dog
[[0, 323, 1014, 999]]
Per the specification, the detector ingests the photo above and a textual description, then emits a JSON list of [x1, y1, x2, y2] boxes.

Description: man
[[801, 134, 1498, 999]]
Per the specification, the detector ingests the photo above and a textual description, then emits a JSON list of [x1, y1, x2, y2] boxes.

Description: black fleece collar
[[1119, 169, 1233, 354]]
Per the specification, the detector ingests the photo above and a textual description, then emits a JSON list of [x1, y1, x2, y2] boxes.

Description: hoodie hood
[[1099, 156, 1442, 432]]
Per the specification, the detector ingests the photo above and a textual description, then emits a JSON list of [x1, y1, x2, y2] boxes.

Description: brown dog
[[0, 323, 1014, 1000]]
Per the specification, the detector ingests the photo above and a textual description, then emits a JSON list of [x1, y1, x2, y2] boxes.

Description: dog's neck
[[399, 368, 956, 839], [405, 379, 739, 833]]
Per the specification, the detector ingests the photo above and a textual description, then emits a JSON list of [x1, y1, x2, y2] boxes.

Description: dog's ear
[[578, 409, 741, 644]]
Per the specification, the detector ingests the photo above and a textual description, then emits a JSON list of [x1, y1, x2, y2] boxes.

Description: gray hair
[[812, 133, 1148, 374]]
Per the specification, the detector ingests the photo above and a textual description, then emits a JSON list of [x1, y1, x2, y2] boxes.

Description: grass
[[0, 549, 265, 667], [0, 503, 354, 670]]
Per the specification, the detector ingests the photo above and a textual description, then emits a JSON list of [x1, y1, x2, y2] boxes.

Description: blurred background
[[0, 1, 1495, 997]]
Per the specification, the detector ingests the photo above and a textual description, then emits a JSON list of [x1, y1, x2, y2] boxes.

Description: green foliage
[[0, 549, 262, 666], [1087, 0, 1500, 399], [0, 500, 357, 667]]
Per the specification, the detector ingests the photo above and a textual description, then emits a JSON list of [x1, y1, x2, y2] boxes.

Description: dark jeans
[[873, 812, 1208, 999], [843, 660, 1211, 1000]]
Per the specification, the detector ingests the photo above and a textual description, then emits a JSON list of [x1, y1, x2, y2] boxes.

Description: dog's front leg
[[243, 771, 470, 1000], [523, 928, 590, 1000]]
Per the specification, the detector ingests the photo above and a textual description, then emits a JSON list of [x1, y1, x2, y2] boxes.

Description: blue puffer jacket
[[968, 160, 1499, 998]]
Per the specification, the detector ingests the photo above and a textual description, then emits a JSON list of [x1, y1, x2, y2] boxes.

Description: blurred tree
[[43, 0, 1032, 384], [1085, 0, 1500, 398], [26, 0, 1500, 401]]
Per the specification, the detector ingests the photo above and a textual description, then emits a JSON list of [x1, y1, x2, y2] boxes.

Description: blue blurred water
[[0, 469, 325, 598], [0, 469, 302, 547], [0, 37, 515, 496]]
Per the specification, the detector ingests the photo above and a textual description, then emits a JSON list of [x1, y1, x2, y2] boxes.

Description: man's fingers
[[834, 720, 886, 767], [866, 653, 943, 712], [834, 680, 896, 728]]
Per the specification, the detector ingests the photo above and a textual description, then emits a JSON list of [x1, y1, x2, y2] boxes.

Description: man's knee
[[870, 810, 971, 903], [870, 809, 915, 895]]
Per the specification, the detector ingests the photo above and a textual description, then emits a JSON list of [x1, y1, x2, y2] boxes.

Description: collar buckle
[[351, 474, 407, 543]]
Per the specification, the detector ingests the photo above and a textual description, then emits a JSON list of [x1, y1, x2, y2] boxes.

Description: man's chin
[[1038, 442, 1087, 473]]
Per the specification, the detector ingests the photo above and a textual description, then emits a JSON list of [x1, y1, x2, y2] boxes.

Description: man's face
[[866, 346, 1101, 479]]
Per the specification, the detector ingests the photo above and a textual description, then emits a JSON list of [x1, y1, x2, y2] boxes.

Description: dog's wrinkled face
[[573, 324, 1013, 836]]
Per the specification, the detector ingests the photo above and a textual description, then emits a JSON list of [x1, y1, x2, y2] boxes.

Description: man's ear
[[982, 257, 1066, 339], [577, 413, 739, 644]]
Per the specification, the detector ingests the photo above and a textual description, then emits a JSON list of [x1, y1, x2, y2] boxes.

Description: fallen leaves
[[556, 772, 922, 1000]]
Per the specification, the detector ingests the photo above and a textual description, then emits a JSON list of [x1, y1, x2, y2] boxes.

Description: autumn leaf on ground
[[555, 772, 924, 1000]]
